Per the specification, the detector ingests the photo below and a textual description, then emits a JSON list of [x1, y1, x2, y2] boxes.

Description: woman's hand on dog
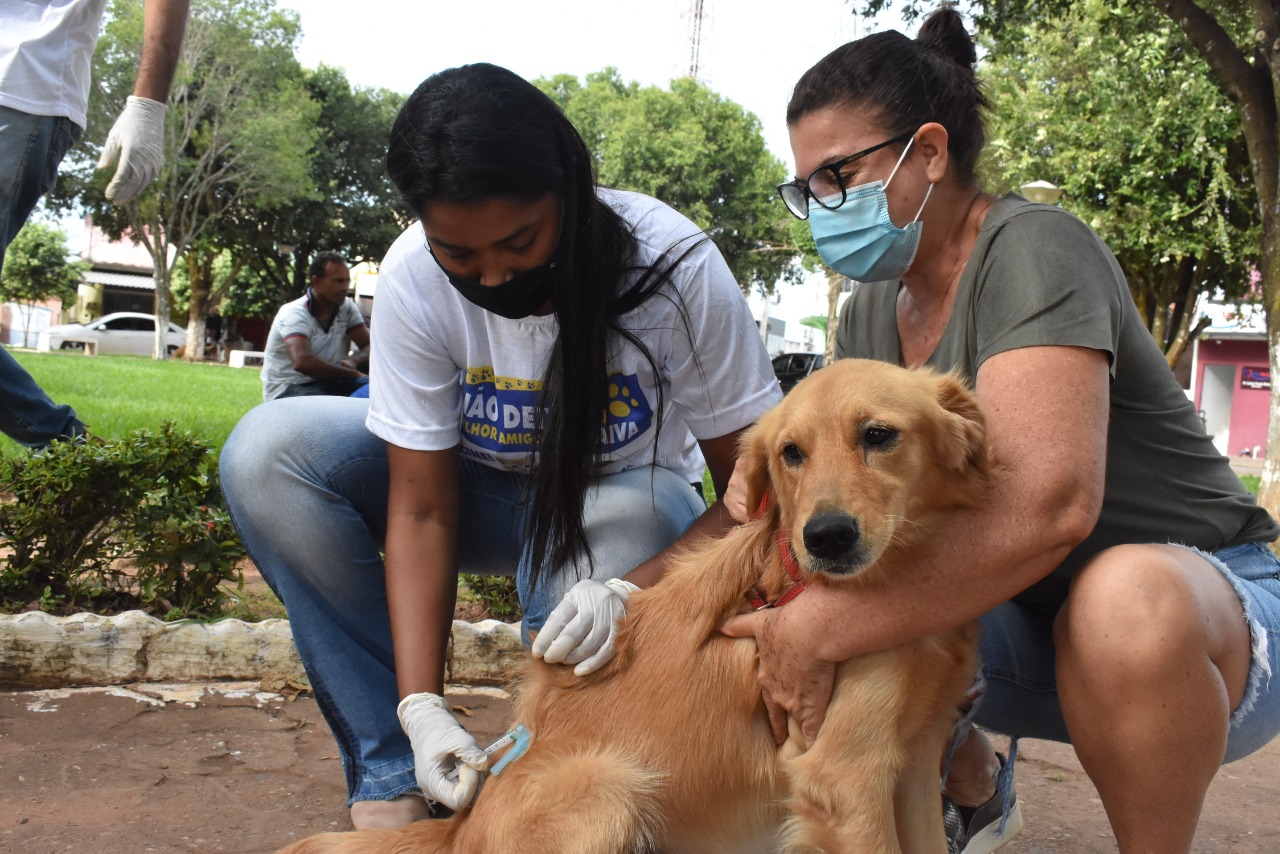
[[532, 577, 640, 675], [721, 605, 837, 749]]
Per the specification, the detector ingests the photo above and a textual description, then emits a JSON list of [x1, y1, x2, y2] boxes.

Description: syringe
[[446, 723, 532, 780]]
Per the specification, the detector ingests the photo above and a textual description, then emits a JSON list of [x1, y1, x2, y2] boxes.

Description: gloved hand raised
[[531, 577, 639, 676], [97, 96, 167, 204], [397, 692, 488, 810]]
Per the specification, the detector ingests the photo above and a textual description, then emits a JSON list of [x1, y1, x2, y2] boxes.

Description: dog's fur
[[280, 358, 994, 854]]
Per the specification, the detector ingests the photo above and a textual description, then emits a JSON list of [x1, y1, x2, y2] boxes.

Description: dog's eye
[[781, 443, 804, 465], [864, 427, 895, 446]]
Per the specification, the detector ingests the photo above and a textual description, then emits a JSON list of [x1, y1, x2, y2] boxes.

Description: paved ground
[[1230, 455, 1265, 478], [1, 681, 1278, 853]]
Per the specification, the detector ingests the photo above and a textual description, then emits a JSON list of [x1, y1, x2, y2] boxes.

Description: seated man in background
[[261, 251, 369, 401]]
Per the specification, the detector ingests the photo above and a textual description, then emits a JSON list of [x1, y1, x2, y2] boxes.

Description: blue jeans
[[0, 346, 85, 448], [219, 396, 707, 804], [0, 105, 86, 448], [276, 376, 369, 399], [0, 105, 82, 265], [975, 541, 1280, 764]]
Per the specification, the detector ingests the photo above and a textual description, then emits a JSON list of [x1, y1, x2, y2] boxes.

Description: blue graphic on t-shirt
[[459, 368, 653, 457], [460, 368, 542, 454], [601, 372, 653, 452]]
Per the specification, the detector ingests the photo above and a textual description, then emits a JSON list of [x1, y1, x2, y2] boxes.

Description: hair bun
[[916, 7, 977, 68]]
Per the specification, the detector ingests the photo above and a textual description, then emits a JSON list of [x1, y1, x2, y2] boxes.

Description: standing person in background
[[723, 8, 1280, 853], [220, 62, 780, 830], [260, 251, 369, 401], [0, 0, 189, 448]]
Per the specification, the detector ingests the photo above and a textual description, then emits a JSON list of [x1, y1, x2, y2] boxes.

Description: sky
[[274, 0, 910, 168]]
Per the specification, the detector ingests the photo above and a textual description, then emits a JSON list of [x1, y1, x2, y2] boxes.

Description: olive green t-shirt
[[835, 193, 1278, 610]]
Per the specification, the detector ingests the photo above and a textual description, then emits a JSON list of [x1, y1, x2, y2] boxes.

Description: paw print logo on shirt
[[601, 372, 653, 452], [608, 379, 642, 418]]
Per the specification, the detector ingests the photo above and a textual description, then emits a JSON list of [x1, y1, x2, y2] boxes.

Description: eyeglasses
[[777, 132, 915, 220]]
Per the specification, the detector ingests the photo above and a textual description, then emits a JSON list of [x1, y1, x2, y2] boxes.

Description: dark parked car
[[772, 352, 824, 392]]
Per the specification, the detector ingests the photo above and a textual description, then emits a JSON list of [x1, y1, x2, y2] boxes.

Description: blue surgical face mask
[[808, 137, 933, 282]]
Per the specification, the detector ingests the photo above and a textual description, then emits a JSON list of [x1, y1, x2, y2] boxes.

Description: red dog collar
[[745, 492, 807, 610]]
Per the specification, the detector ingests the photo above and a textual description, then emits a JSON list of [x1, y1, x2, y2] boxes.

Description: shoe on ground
[[943, 753, 1024, 854]]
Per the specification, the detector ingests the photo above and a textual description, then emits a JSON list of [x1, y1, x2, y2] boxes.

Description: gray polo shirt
[[262, 291, 366, 401]]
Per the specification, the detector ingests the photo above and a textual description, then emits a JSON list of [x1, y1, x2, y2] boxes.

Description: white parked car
[[37, 312, 186, 356]]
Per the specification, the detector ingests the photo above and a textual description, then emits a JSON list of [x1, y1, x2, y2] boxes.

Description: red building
[[1191, 303, 1269, 459]]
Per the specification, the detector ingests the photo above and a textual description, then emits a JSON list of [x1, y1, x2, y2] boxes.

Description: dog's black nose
[[802, 513, 859, 561]]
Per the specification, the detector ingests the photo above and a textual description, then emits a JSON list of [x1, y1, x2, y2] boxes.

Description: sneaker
[[943, 754, 1023, 854]]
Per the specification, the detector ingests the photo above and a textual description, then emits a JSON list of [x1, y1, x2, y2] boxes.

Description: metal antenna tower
[[688, 0, 706, 80]]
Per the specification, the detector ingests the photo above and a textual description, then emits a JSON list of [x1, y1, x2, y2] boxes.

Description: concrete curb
[[0, 610, 524, 689]]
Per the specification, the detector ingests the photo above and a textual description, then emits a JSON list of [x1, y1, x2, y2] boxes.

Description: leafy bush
[[0, 424, 245, 619], [458, 573, 522, 622]]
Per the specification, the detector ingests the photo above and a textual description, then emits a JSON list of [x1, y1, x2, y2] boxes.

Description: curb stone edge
[[0, 610, 523, 689]]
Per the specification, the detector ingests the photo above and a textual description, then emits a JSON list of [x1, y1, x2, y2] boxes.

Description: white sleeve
[[274, 303, 313, 341], [662, 239, 783, 441], [366, 254, 465, 451]]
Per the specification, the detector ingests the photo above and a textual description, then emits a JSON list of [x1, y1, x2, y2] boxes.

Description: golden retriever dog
[[280, 358, 993, 854]]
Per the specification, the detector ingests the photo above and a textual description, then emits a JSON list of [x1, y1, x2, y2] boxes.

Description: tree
[[0, 223, 86, 347], [213, 64, 408, 317], [537, 69, 817, 296], [71, 0, 319, 359], [979, 1, 1257, 369], [170, 66, 406, 355]]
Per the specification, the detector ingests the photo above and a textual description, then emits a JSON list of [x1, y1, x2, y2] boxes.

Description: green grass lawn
[[3, 348, 262, 457], [3, 348, 1265, 621], [6, 347, 1266, 505]]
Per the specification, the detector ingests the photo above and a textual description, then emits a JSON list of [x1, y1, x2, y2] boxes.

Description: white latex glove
[[397, 692, 488, 810], [531, 577, 639, 675], [97, 96, 167, 204]]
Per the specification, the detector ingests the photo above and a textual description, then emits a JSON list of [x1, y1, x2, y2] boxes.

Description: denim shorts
[[974, 541, 1280, 763]]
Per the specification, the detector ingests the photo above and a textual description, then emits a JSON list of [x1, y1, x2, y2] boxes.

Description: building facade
[[1191, 302, 1269, 459]]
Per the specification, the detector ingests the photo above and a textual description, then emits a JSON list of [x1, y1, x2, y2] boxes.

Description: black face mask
[[429, 249, 556, 320]]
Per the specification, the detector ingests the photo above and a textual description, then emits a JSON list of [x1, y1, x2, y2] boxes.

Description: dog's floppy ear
[[738, 413, 775, 518], [932, 371, 991, 475]]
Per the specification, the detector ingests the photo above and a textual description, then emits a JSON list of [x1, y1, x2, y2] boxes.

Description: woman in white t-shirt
[[220, 62, 780, 829]]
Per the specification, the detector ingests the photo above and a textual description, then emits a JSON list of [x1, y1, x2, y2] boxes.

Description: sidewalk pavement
[[1, 680, 1278, 853], [1230, 454, 1265, 478]]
